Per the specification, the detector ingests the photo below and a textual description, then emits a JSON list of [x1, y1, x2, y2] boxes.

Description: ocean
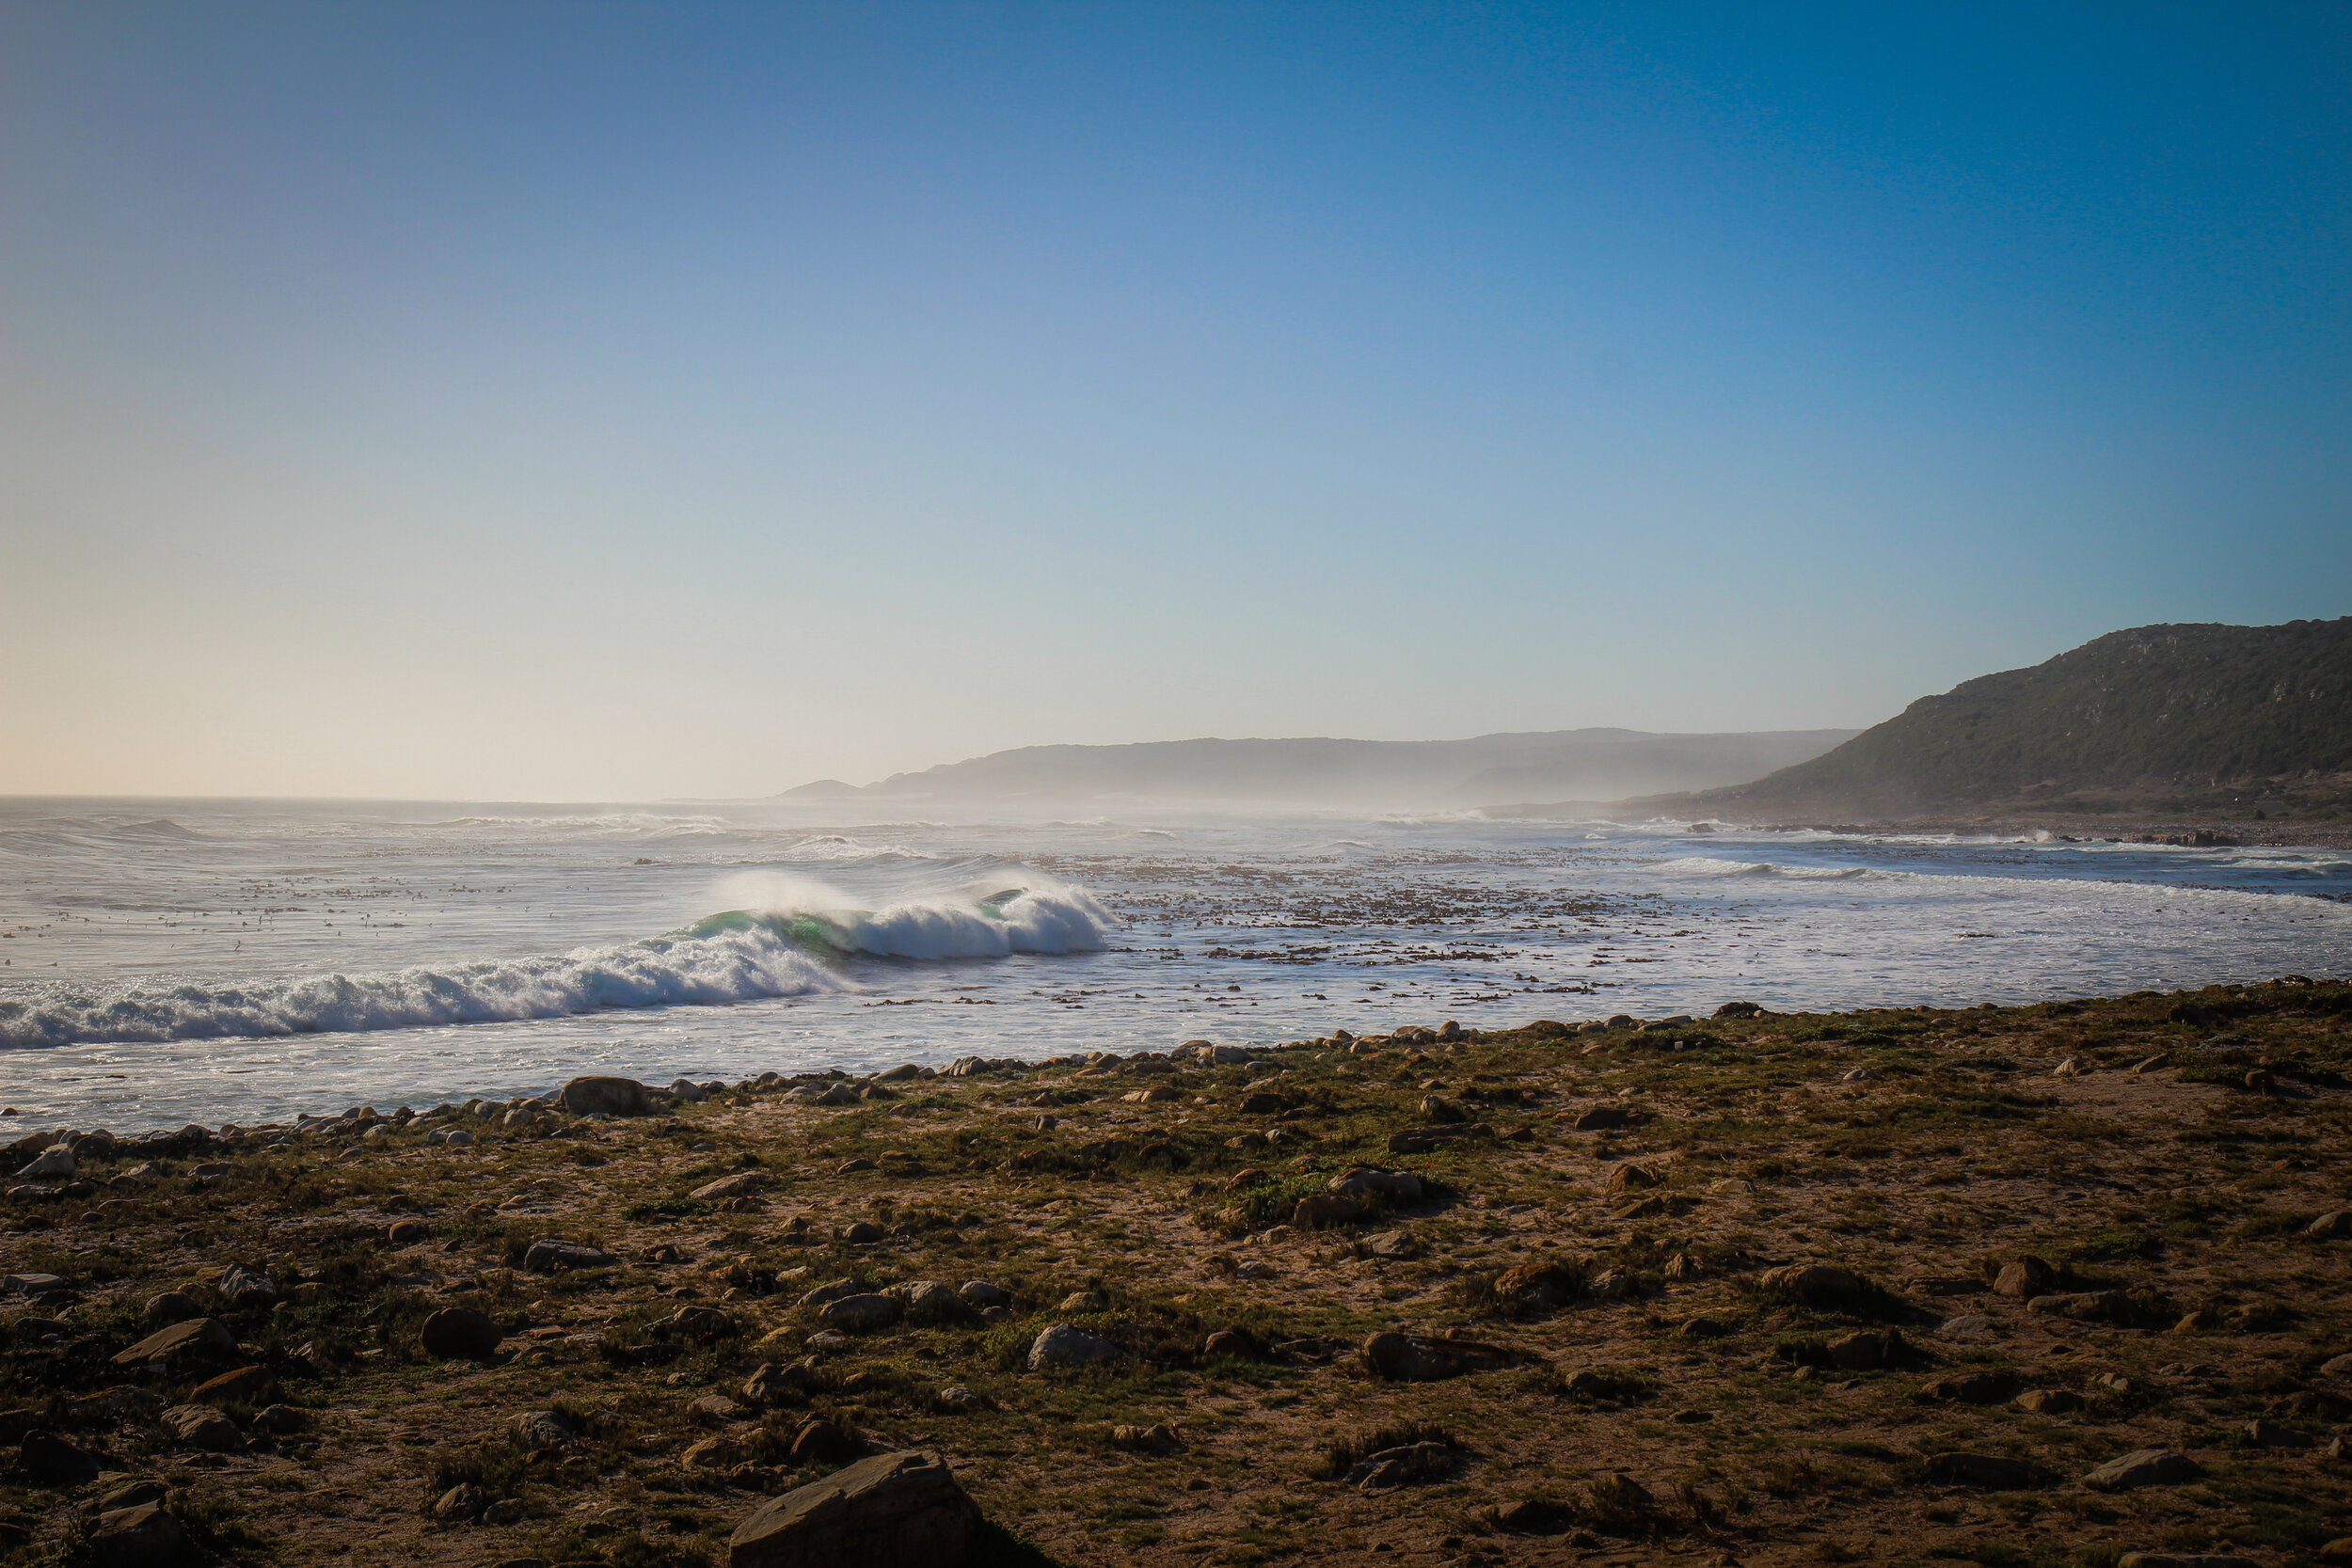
[[1, 798, 2345, 1131]]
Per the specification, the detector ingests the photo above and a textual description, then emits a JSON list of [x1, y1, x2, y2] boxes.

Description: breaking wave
[[1667, 857, 1871, 880], [0, 876, 1115, 1048]]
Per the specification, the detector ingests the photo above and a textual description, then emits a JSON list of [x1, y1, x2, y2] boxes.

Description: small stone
[[958, 1280, 1008, 1308], [434, 1482, 485, 1521], [1112, 1422, 1182, 1453], [1757, 1263, 1870, 1300], [2117, 1556, 2260, 1568], [1922, 1370, 2022, 1404], [1607, 1162, 1659, 1192], [667, 1305, 739, 1339], [15, 1146, 73, 1180], [2304, 1211, 2352, 1239], [840, 1221, 884, 1244], [510, 1409, 579, 1446], [1938, 1314, 1995, 1340], [481, 1497, 527, 1526], [1202, 1329, 1252, 1359], [388, 1218, 429, 1245]]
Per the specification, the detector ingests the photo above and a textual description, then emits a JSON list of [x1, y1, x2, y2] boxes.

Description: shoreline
[[4, 979, 2350, 1565]]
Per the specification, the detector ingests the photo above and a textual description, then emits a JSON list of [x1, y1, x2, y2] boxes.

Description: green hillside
[[1680, 617, 2352, 820]]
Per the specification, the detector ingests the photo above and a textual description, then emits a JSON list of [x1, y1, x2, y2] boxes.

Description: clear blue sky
[[2, 1, 2346, 798]]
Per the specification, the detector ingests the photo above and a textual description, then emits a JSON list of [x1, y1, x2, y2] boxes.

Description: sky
[[2, 1, 2347, 800]]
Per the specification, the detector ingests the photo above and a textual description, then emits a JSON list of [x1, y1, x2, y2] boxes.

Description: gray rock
[[15, 1146, 73, 1180], [691, 1171, 770, 1202], [666, 1079, 708, 1103], [111, 1316, 234, 1367], [2085, 1449, 2201, 1490], [1328, 1168, 1422, 1204], [432, 1482, 484, 1521], [89, 1503, 183, 1568], [510, 1409, 579, 1446], [726, 1449, 978, 1568], [216, 1262, 275, 1307], [1937, 1314, 1995, 1339], [521, 1239, 616, 1274], [1361, 1331, 1523, 1382], [160, 1403, 242, 1450], [1344, 1440, 1454, 1491], [958, 1280, 1009, 1308], [818, 1293, 902, 1333], [2305, 1211, 2352, 1239], [1027, 1323, 1120, 1370], [560, 1076, 652, 1117]]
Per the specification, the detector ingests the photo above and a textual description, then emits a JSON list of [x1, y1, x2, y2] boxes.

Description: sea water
[[0, 798, 2344, 1130]]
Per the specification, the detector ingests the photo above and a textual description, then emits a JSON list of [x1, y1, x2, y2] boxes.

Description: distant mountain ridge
[[784, 728, 1860, 809], [1633, 618, 2352, 821]]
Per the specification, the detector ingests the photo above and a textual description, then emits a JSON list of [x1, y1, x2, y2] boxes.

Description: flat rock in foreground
[[727, 1449, 978, 1568]]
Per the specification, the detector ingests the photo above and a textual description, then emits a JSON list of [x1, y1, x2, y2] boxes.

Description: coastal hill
[[1605, 617, 2352, 824], [783, 728, 1858, 810]]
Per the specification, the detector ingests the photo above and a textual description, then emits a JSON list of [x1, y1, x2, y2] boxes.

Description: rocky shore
[[4, 980, 2351, 1566]]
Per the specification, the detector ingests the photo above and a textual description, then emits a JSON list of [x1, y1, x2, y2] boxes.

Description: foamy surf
[[0, 922, 850, 1048]]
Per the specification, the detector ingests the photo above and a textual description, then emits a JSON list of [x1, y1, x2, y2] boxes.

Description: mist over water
[[0, 798, 2344, 1129]]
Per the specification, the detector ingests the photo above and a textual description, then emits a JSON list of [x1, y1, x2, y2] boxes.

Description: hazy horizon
[[4, 4, 2347, 800]]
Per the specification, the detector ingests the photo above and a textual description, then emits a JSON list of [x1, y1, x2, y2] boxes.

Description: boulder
[[1027, 1323, 1120, 1370], [1202, 1330, 1252, 1359], [1607, 1162, 1659, 1192], [742, 1360, 818, 1406], [1571, 1105, 1632, 1132], [89, 1503, 183, 1568], [432, 1482, 484, 1521], [387, 1218, 429, 1245], [560, 1076, 652, 1117], [726, 1449, 978, 1568], [2085, 1449, 2201, 1490], [666, 1079, 708, 1102], [420, 1307, 504, 1359], [958, 1281, 1008, 1308], [511, 1409, 580, 1446], [1827, 1330, 1898, 1370], [2305, 1211, 2351, 1239], [161, 1403, 243, 1450], [112, 1316, 235, 1367]]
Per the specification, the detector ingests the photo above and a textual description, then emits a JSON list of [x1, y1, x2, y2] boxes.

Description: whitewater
[[0, 799, 2344, 1128]]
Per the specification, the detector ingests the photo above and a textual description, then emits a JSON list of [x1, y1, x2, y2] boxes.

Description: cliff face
[[1681, 618, 2352, 818]]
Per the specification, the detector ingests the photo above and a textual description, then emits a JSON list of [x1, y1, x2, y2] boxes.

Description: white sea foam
[[0, 923, 849, 1048], [1665, 857, 1869, 880]]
